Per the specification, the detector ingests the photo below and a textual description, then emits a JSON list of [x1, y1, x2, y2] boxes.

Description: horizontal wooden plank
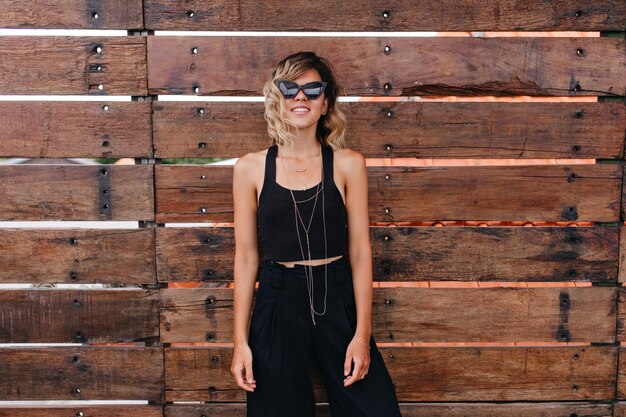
[[156, 226, 617, 283], [161, 287, 616, 343], [0, 165, 154, 221], [0, 228, 156, 284], [0, 37, 147, 95], [0, 406, 162, 417], [145, 0, 626, 31], [153, 101, 625, 159], [165, 402, 613, 417], [0, 0, 143, 29], [165, 346, 617, 401], [1, 346, 163, 400], [147, 37, 625, 97], [155, 164, 622, 223], [0, 101, 152, 158], [0, 289, 159, 343], [614, 401, 626, 416]]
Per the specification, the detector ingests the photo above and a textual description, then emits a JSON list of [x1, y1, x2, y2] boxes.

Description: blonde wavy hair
[[262, 51, 347, 150]]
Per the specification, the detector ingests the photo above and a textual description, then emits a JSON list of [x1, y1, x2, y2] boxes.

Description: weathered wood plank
[[616, 347, 626, 399], [156, 226, 617, 283], [0, 165, 154, 221], [161, 287, 616, 343], [0, 0, 143, 29], [0, 289, 159, 343], [0, 37, 147, 95], [0, 406, 162, 417], [0, 101, 152, 158], [0, 346, 163, 401], [614, 401, 626, 416], [0, 228, 156, 284], [144, 0, 626, 31], [155, 164, 621, 223], [165, 346, 617, 401], [147, 37, 625, 97], [153, 101, 625, 159], [165, 402, 613, 417]]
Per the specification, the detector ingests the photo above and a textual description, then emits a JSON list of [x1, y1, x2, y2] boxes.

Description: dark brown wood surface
[[0, 289, 159, 343], [147, 37, 625, 97], [144, 0, 626, 31], [0, 37, 147, 95], [160, 287, 616, 343], [614, 402, 626, 416], [0, 228, 156, 284], [0, 102, 152, 158], [153, 101, 625, 159], [1, 346, 163, 401], [0, 165, 154, 221], [165, 346, 616, 401], [165, 402, 613, 417], [156, 226, 618, 283], [155, 164, 622, 223], [0, 406, 162, 417], [0, 0, 143, 29]]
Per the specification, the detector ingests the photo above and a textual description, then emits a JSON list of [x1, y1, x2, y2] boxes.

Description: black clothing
[[257, 144, 348, 262]]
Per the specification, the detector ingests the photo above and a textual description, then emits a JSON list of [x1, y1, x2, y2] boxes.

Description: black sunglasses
[[274, 80, 328, 100]]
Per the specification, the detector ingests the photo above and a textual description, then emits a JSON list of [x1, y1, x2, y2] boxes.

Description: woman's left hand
[[343, 336, 371, 387]]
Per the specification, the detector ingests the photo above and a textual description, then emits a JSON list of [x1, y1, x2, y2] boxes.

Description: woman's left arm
[[340, 149, 373, 386]]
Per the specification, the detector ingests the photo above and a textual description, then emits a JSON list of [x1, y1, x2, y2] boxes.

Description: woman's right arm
[[231, 153, 259, 392]]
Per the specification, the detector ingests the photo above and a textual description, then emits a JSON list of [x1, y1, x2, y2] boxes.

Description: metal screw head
[[386, 110, 393, 117], [94, 45, 102, 54], [383, 82, 392, 91], [384, 45, 391, 55], [384, 208, 390, 214], [97, 84, 104, 91], [574, 10, 583, 17], [385, 144, 393, 151], [102, 104, 109, 111], [383, 235, 389, 241], [192, 47, 198, 54], [76, 412, 85, 417], [200, 175, 206, 179], [198, 142, 207, 148], [573, 82, 581, 92], [384, 174, 390, 180], [382, 10, 391, 18], [187, 10, 195, 17], [576, 48, 584, 57], [193, 86, 200, 94], [200, 207, 207, 213], [197, 107, 205, 114], [92, 12, 99, 19]]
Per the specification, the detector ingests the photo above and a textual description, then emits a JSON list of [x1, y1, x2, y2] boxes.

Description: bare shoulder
[[234, 148, 268, 176], [334, 147, 366, 173]]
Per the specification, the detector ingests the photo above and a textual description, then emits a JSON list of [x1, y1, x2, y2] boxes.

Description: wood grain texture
[[155, 164, 622, 223], [147, 37, 625, 97], [0, 289, 159, 343], [0, 165, 154, 221], [0, 0, 143, 29], [156, 226, 618, 282], [0, 406, 162, 417], [165, 346, 617, 401], [144, 0, 626, 31], [0, 37, 147, 95], [165, 402, 613, 417], [153, 101, 625, 159], [1, 346, 163, 401], [0, 228, 156, 284], [160, 287, 616, 343], [0, 101, 152, 158]]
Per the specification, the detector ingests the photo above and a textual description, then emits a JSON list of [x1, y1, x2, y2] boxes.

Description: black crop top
[[257, 143, 348, 261]]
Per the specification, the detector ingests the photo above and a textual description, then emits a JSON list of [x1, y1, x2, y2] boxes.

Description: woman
[[231, 51, 402, 417]]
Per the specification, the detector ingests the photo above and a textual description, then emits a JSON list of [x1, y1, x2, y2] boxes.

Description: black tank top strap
[[321, 143, 333, 188]]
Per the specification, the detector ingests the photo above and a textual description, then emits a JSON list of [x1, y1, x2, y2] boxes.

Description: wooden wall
[[1, 0, 625, 415]]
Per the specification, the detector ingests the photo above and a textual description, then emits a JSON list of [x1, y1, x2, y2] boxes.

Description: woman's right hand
[[231, 343, 256, 391]]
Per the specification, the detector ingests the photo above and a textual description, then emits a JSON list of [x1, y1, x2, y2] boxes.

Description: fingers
[[343, 356, 371, 387], [231, 360, 256, 392]]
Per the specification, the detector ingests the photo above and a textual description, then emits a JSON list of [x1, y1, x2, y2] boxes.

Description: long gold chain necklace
[[278, 145, 328, 325]]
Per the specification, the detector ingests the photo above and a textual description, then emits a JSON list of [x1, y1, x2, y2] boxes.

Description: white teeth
[[292, 108, 309, 112]]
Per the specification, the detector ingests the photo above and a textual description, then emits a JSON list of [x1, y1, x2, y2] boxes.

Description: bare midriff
[[276, 254, 343, 268]]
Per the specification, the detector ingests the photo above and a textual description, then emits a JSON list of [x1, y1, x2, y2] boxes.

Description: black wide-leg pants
[[246, 256, 402, 417]]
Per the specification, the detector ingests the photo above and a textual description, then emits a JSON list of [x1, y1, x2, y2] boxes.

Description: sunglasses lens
[[303, 83, 324, 99], [278, 81, 299, 98]]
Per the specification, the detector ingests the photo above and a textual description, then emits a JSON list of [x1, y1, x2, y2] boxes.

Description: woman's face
[[281, 68, 328, 131]]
